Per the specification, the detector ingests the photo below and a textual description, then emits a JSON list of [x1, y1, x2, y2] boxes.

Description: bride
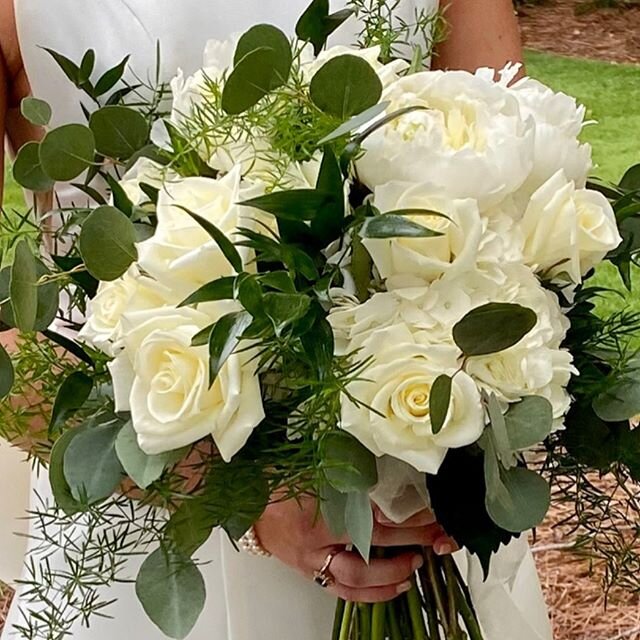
[[0, 1, 551, 638]]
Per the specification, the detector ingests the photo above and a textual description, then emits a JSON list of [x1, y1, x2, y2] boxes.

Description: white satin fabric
[[3, 1, 553, 638]]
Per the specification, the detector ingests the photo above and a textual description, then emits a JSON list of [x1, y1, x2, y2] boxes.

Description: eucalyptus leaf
[[320, 483, 348, 537], [318, 102, 390, 145], [207, 311, 253, 386], [49, 372, 93, 437], [241, 189, 337, 221], [345, 491, 374, 562], [453, 303, 537, 357], [64, 419, 125, 505], [429, 374, 452, 435], [504, 396, 553, 450], [9, 240, 38, 332], [593, 367, 640, 422], [486, 393, 511, 463], [49, 426, 87, 516], [310, 54, 382, 120], [165, 496, 219, 556], [234, 24, 292, 89], [21, 97, 52, 126], [89, 106, 150, 160], [12, 142, 54, 192], [321, 431, 378, 493], [115, 421, 184, 490], [0, 344, 14, 399], [360, 214, 442, 239], [136, 548, 206, 640], [39, 124, 96, 182], [79, 206, 138, 281]]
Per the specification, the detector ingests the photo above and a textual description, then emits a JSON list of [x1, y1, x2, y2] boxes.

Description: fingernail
[[397, 581, 412, 594], [411, 556, 424, 572], [434, 541, 454, 556]]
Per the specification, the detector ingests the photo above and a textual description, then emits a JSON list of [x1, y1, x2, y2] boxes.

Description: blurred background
[[1, 0, 639, 637]]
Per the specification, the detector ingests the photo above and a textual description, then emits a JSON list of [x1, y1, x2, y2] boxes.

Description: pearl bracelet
[[239, 526, 272, 558]]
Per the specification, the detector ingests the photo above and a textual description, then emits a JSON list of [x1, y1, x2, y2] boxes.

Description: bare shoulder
[[0, 0, 28, 106]]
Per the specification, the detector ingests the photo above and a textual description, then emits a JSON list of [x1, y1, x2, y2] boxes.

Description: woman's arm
[[433, 0, 524, 73]]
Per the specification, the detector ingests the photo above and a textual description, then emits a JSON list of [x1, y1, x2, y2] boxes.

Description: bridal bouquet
[[4, 0, 640, 638]]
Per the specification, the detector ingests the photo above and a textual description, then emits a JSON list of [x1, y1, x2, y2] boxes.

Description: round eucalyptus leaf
[[21, 97, 52, 126], [12, 142, 55, 192], [310, 55, 382, 120], [593, 368, 640, 422], [49, 426, 87, 516], [39, 124, 95, 181], [453, 303, 537, 357], [0, 344, 14, 399], [49, 372, 93, 437], [9, 240, 38, 332], [136, 548, 206, 640], [321, 431, 378, 493], [63, 420, 125, 505], [79, 206, 138, 281], [504, 396, 553, 450], [233, 24, 292, 89], [89, 106, 150, 160]]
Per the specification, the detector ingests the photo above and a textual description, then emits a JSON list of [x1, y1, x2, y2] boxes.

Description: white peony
[[363, 182, 484, 284], [137, 166, 263, 298], [357, 70, 535, 208], [340, 323, 485, 474], [520, 170, 622, 284], [79, 266, 177, 357], [109, 305, 264, 459]]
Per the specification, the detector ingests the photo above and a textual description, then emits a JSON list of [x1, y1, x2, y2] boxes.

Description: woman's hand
[[254, 496, 457, 603]]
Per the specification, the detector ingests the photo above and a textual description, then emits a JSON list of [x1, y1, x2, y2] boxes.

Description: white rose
[[520, 170, 622, 284], [363, 182, 484, 283], [79, 266, 177, 357], [510, 76, 592, 195], [357, 70, 534, 207], [341, 323, 485, 474], [110, 305, 264, 459], [137, 166, 264, 298], [119, 158, 173, 206]]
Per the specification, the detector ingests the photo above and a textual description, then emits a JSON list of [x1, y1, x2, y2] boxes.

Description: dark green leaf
[[105, 173, 134, 217], [430, 374, 452, 435], [136, 548, 206, 640], [9, 240, 38, 332], [70, 182, 108, 205], [241, 189, 338, 221], [208, 311, 253, 386], [94, 55, 130, 97], [236, 274, 263, 317], [296, 0, 354, 55], [361, 214, 442, 239], [486, 392, 511, 462], [49, 372, 93, 437], [345, 491, 373, 562], [620, 163, 640, 192], [49, 426, 87, 516], [64, 419, 124, 505], [310, 54, 382, 120], [179, 277, 236, 307], [32, 260, 60, 331], [320, 482, 348, 537], [504, 396, 553, 450], [43, 48, 80, 85], [51, 255, 99, 298], [79, 205, 138, 281], [233, 24, 292, 89], [311, 146, 345, 245], [453, 303, 537, 357], [593, 366, 640, 422], [79, 49, 96, 83], [21, 97, 52, 126], [191, 324, 215, 347], [39, 124, 96, 181], [89, 106, 150, 160], [42, 329, 95, 367], [351, 233, 373, 303], [12, 142, 55, 192], [263, 292, 311, 335], [165, 495, 219, 556], [318, 101, 390, 145], [177, 206, 243, 273], [321, 431, 378, 493], [0, 344, 14, 399]]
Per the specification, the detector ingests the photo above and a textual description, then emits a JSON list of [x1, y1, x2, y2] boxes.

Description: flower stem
[[424, 549, 451, 635], [333, 599, 347, 640], [451, 573, 484, 640], [406, 579, 428, 639], [387, 602, 403, 640], [372, 602, 386, 640], [358, 603, 372, 639], [417, 563, 441, 639], [443, 557, 461, 637], [339, 601, 355, 640]]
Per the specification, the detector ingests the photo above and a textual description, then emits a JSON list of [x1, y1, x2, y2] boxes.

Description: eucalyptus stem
[[451, 575, 484, 640], [443, 557, 461, 638], [424, 549, 451, 635], [417, 562, 440, 639], [333, 599, 347, 640], [339, 601, 355, 640], [372, 602, 386, 640], [406, 580, 428, 640]]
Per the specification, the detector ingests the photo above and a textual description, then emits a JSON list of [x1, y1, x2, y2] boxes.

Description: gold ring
[[313, 552, 337, 588]]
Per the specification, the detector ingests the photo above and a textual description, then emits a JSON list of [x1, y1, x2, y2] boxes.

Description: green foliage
[[136, 548, 206, 640], [20, 97, 52, 127], [89, 106, 150, 159], [207, 311, 252, 386], [12, 142, 54, 192], [320, 431, 378, 493], [345, 490, 374, 562], [429, 374, 452, 435], [296, 0, 355, 55], [39, 124, 96, 182], [9, 240, 38, 331], [361, 213, 443, 239], [49, 371, 93, 437], [0, 344, 14, 399], [49, 426, 88, 515], [503, 396, 553, 450]]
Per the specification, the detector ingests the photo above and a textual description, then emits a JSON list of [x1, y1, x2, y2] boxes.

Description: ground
[[1, 1, 640, 637]]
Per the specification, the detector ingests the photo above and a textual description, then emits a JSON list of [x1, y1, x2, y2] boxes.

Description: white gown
[[2, 1, 553, 638]]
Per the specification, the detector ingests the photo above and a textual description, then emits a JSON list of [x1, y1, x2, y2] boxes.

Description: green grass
[[2, 51, 638, 316]]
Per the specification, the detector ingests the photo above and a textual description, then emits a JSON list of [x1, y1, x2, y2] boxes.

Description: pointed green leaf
[[318, 101, 390, 145], [43, 48, 80, 85], [94, 55, 130, 96], [263, 292, 311, 335], [179, 277, 237, 307], [345, 491, 373, 562], [49, 372, 93, 437], [620, 163, 640, 192], [136, 548, 206, 640], [241, 188, 337, 221], [9, 240, 38, 332], [0, 344, 14, 399], [430, 374, 452, 435], [361, 214, 442, 239], [207, 311, 253, 386], [320, 482, 348, 537], [296, 0, 354, 55], [49, 426, 87, 516], [39, 124, 95, 181], [453, 303, 537, 357], [21, 97, 52, 126]]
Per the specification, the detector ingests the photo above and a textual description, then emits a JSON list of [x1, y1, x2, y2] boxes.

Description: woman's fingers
[[371, 522, 444, 547], [433, 533, 459, 556], [373, 507, 436, 528], [329, 550, 423, 589], [331, 580, 413, 604]]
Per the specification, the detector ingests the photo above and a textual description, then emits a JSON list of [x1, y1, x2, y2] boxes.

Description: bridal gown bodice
[[3, 1, 553, 639]]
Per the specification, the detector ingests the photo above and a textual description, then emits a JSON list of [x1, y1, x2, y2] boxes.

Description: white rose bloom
[[137, 166, 264, 298], [341, 324, 485, 474], [119, 158, 173, 206], [357, 70, 534, 207], [510, 76, 593, 195], [109, 305, 264, 459], [302, 45, 408, 87], [79, 266, 177, 357], [363, 182, 484, 283], [520, 170, 622, 284]]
